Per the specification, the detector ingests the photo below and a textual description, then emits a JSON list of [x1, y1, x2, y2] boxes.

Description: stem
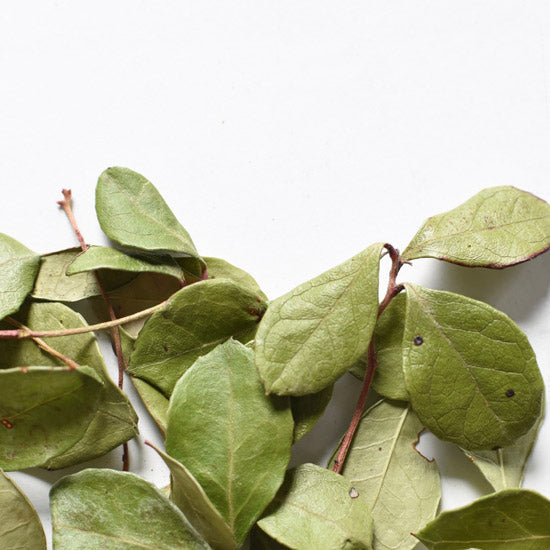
[[332, 243, 404, 474]]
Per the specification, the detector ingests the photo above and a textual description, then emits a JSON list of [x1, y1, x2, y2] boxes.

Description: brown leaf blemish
[[1, 419, 13, 429]]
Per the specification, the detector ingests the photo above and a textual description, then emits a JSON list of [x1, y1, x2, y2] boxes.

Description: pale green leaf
[[331, 400, 441, 550], [31, 248, 135, 302], [67, 245, 184, 281], [291, 385, 333, 442], [0, 302, 138, 469], [351, 293, 408, 401], [463, 407, 543, 491], [0, 234, 39, 320], [257, 463, 374, 550], [0, 469, 46, 549], [415, 489, 550, 549], [255, 243, 384, 396], [96, 166, 201, 259], [403, 284, 544, 450], [129, 278, 267, 396], [153, 446, 236, 550], [166, 340, 293, 545], [402, 186, 550, 267], [50, 469, 211, 549], [0, 366, 103, 470], [131, 377, 168, 435]]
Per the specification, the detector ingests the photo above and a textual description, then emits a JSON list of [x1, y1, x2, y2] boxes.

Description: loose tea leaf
[[131, 377, 168, 435], [291, 385, 333, 442], [0, 469, 46, 549], [255, 243, 384, 396], [351, 293, 408, 401], [403, 284, 544, 450], [153, 447, 236, 550], [67, 245, 184, 281], [415, 488, 550, 549], [463, 409, 543, 491], [402, 186, 550, 267], [0, 366, 103, 470], [129, 278, 267, 396], [331, 400, 441, 550], [50, 469, 211, 549], [96, 166, 202, 260], [0, 234, 40, 320], [166, 339, 293, 545], [257, 463, 374, 550]]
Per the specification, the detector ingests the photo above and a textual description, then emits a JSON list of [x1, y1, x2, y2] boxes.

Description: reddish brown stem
[[58, 189, 130, 471], [333, 243, 404, 474]]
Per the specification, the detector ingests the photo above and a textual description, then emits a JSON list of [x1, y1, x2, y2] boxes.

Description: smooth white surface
[[1, 2, 550, 548]]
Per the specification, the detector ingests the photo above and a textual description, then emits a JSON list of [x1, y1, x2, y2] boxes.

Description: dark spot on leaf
[[349, 488, 359, 499], [162, 312, 168, 319], [163, 345, 169, 352], [492, 446, 501, 451], [506, 389, 515, 397], [257, 297, 262, 303], [1, 419, 13, 429], [414, 335, 423, 346], [378, 447, 382, 451]]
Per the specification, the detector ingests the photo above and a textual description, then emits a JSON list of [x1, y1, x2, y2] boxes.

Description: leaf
[[257, 463, 374, 550], [463, 407, 544, 491], [50, 468, 211, 549], [0, 234, 40, 320], [129, 278, 267, 396], [351, 293, 409, 401], [0, 302, 138, 469], [402, 186, 550, 268], [402, 284, 544, 450], [330, 400, 441, 550], [152, 446, 236, 550], [131, 377, 168, 435], [291, 385, 333, 442], [0, 469, 46, 549], [0, 366, 103, 470], [415, 488, 550, 549], [67, 245, 184, 281], [255, 243, 384, 396], [31, 248, 135, 302], [165, 339, 293, 545], [96, 166, 202, 260]]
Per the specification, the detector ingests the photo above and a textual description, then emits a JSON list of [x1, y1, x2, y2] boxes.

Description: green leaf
[[152, 446, 236, 550], [0, 302, 138, 469], [67, 245, 184, 281], [463, 407, 543, 491], [415, 489, 550, 549], [351, 293, 409, 401], [255, 243, 384, 396], [257, 463, 374, 550], [31, 248, 136, 302], [0, 234, 39, 320], [0, 469, 46, 549], [0, 366, 103, 470], [96, 166, 201, 259], [165, 339, 293, 545], [402, 284, 544, 450], [402, 186, 550, 267], [291, 385, 333, 442], [50, 469, 211, 549], [131, 377, 168, 435], [129, 278, 267, 396], [331, 400, 441, 550]]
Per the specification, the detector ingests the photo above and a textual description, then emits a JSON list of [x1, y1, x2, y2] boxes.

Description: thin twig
[[333, 243, 404, 474]]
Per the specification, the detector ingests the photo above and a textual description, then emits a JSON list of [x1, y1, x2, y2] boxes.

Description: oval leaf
[[50, 469, 210, 549], [0, 366, 103, 470], [165, 339, 293, 545], [402, 186, 550, 267], [67, 245, 184, 281], [129, 278, 267, 396], [0, 234, 39, 320], [331, 400, 441, 550], [0, 469, 46, 549], [351, 293, 408, 401], [402, 284, 544, 450], [257, 463, 374, 550], [255, 243, 384, 396], [96, 166, 201, 259], [415, 489, 550, 549]]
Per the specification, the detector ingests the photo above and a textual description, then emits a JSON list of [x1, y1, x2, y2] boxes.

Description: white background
[[2, 2, 550, 548]]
